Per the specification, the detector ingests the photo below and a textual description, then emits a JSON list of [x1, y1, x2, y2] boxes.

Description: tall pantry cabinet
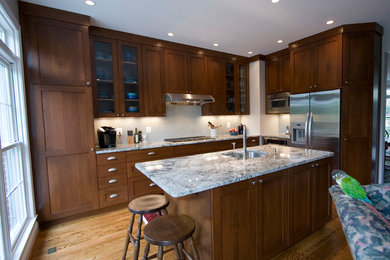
[[19, 3, 99, 222]]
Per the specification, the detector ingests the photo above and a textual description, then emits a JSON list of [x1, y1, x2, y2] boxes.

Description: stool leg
[[189, 237, 200, 260], [173, 244, 181, 259], [122, 213, 135, 260], [157, 246, 164, 260], [142, 242, 150, 260], [133, 214, 143, 260], [177, 243, 185, 260]]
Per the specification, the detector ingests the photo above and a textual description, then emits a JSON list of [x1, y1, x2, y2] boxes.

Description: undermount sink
[[222, 150, 269, 159]]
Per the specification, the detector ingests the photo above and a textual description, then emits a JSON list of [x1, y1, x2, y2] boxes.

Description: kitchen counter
[[135, 144, 333, 197], [262, 134, 290, 140], [95, 134, 256, 154]]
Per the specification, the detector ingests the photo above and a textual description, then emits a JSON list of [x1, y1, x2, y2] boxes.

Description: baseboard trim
[[17, 219, 39, 260]]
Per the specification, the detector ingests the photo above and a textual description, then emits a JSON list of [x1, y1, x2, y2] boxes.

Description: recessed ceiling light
[[271, 0, 280, 3], [326, 20, 335, 25], [248, 51, 253, 54], [167, 32, 174, 37], [213, 43, 219, 47], [277, 40, 283, 43], [84, 0, 95, 6]]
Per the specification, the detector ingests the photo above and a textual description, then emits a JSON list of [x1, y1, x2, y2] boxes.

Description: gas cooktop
[[164, 136, 212, 143]]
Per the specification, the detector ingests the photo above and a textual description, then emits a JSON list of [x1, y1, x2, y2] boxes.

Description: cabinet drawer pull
[[251, 181, 257, 185], [251, 139, 256, 143], [107, 168, 118, 172], [258, 179, 264, 184], [149, 183, 156, 187], [108, 179, 118, 184], [148, 152, 156, 156], [109, 193, 119, 199], [107, 156, 117, 161], [311, 163, 319, 167]]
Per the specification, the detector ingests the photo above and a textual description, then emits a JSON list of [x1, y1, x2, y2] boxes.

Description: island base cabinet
[[257, 170, 289, 259], [212, 180, 257, 260]]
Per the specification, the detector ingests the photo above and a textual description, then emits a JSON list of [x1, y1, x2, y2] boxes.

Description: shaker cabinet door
[[164, 49, 188, 94]]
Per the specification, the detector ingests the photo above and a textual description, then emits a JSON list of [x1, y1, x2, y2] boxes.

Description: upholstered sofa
[[329, 184, 390, 259]]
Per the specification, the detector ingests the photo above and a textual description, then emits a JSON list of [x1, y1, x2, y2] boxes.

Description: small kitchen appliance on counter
[[97, 126, 116, 148]]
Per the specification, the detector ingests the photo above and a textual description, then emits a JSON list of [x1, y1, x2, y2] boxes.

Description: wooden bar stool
[[142, 214, 200, 260], [122, 194, 169, 260]]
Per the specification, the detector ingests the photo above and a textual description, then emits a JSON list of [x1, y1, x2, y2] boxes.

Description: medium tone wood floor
[[30, 206, 352, 260]]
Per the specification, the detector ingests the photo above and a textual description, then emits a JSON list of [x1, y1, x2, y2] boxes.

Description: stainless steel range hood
[[166, 93, 215, 106]]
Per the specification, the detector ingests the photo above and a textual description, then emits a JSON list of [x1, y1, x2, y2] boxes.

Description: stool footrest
[[144, 246, 174, 260]]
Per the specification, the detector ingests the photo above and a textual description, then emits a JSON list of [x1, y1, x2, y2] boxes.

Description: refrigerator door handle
[[308, 112, 313, 149], [304, 112, 309, 149]]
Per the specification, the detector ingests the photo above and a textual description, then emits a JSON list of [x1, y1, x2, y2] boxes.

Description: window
[[385, 89, 390, 138], [0, 2, 36, 259]]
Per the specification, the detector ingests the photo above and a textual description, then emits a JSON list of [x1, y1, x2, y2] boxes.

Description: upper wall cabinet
[[21, 15, 91, 87], [91, 36, 144, 117], [164, 49, 207, 94], [290, 34, 342, 94], [202, 58, 249, 115], [265, 49, 290, 94]]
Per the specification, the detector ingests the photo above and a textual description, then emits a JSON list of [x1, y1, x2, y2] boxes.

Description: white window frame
[[0, 2, 37, 259]]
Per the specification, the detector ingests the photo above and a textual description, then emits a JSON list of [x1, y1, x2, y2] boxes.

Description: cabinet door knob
[[258, 179, 264, 184], [121, 113, 125, 116], [343, 138, 347, 141], [109, 193, 119, 199], [108, 179, 118, 184], [108, 168, 118, 172], [309, 85, 312, 89], [314, 84, 317, 88], [345, 80, 348, 85], [251, 181, 257, 185], [116, 114, 120, 117], [90, 148, 95, 151], [86, 81, 91, 86]]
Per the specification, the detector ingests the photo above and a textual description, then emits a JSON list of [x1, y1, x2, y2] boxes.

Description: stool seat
[[144, 214, 195, 246], [128, 194, 169, 214]]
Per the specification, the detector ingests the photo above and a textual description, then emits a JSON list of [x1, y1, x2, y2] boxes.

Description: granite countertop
[[262, 134, 290, 140], [135, 144, 333, 198], [95, 135, 256, 154]]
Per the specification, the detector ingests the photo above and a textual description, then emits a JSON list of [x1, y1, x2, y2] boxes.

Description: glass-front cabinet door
[[92, 38, 118, 117], [225, 63, 235, 114], [118, 41, 143, 116], [238, 64, 249, 114]]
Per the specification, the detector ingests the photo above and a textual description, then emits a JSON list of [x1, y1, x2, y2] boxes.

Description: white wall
[[95, 106, 242, 144], [241, 60, 261, 136]]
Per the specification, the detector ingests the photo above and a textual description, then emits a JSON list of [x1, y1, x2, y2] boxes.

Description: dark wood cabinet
[[91, 36, 144, 117], [257, 170, 288, 259], [142, 45, 166, 116], [164, 49, 207, 94], [288, 163, 312, 245], [30, 85, 99, 221], [212, 179, 257, 260], [265, 49, 290, 94], [21, 15, 91, 86], [290, 35, 342, 93], [203, 57, 226, 115], [312, 159, 332, 231], [20, 4, 99, 223]]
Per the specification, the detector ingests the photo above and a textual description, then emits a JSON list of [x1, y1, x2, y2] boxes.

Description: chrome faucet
[[243, 124, 247, 160]]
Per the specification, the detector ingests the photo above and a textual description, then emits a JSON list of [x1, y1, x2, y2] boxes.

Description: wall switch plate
[[226, 122, 231, 128], [146, 126, 152, 133], [116, 128, 123, 136]]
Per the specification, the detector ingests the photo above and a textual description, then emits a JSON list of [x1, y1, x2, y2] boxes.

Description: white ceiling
[[21, 0, 390, 57]]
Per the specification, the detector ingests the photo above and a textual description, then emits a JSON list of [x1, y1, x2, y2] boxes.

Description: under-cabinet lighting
[[248, 51, 253, 54], [213, 43, 219, 47], [167, 32, 174, 37], [84, 0, 95, 6], [277, 40, 283, 43], [326, 20, 335, 25], [271, 0, 280, 3]]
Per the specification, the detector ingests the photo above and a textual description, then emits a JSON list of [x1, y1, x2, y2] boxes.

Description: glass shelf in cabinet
[[95, 58, 112, 62], [122, 61, 137, 65]]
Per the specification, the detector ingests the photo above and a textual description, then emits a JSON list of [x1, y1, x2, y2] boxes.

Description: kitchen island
[[136, 145, 334, 259]]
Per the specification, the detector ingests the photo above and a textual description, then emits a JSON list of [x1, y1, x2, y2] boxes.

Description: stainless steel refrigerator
[[290, 89, 340, 169]]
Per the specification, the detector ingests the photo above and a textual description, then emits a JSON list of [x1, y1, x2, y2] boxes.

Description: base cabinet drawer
[[98, 174, 128, 189], [247, 137, 260, 147], [128, 176, 163, 201], [216, 139, 243, 151], [97, 163, 127, 178], [127, 147, 174, 162], [98, 185, 128, 208], [97, 152, 126, 166]]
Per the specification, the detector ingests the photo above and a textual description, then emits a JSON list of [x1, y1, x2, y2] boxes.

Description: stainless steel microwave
[[267, 92, 290, 114]]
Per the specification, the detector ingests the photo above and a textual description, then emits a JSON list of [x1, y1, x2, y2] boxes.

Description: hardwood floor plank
[[30, 206, 352, 260]]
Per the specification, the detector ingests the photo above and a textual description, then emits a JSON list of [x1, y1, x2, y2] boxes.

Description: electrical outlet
[[146, 126, 152, 133], [116, 128, 123, 136], [226, 122, 231, 128]]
